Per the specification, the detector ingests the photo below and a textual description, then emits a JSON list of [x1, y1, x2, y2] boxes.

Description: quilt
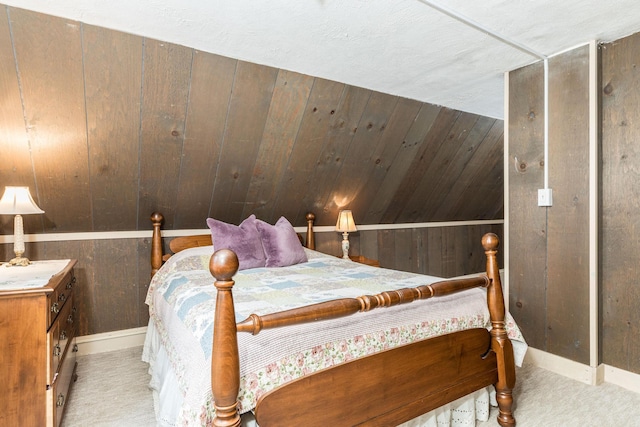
[[144, 246, 525, 426]]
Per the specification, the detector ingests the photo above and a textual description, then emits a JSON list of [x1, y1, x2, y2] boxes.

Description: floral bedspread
[[145, 246, 525, 426]]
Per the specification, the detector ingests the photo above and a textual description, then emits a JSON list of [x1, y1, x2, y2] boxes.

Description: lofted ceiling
[[3, 0, 640, 119]]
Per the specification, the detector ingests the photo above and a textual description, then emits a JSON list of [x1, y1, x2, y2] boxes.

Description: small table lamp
[[336, 210, 357, 259], [0, 186, 44, 266]]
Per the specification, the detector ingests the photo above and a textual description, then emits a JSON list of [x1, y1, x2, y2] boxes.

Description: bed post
[[150, 212, 164, 278], [210, 249, 242, 427], [482, 233, 516, 427], [305, 212, 315, 250]]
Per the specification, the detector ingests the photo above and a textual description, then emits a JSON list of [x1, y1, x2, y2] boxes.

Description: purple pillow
[[206, 215, 266, 270], [255, 216, 308, 267]]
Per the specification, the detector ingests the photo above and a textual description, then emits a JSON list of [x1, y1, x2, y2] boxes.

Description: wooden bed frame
[[150, 212, 516, 427]]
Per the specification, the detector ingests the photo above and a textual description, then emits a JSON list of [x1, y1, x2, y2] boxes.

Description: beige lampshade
[[0, 186, 44, 215], [0, 186, 44, 266], [335, 210, 357, 232]]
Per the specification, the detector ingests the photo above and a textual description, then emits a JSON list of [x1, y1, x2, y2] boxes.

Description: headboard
[[150, 212, 316, 277]]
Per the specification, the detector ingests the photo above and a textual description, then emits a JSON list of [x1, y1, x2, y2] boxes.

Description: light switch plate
[[538, 188, 553, 207]]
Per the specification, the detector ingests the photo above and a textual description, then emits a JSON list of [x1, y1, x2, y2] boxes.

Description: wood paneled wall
[[601, 32, 640, 373], [508, 46, 592, 365], [0, 238, 152, 335], [510, 31, 640, 375], [0, 6, 505, 336], [316, 224, 503, 277], [0, 6, 503, 235]]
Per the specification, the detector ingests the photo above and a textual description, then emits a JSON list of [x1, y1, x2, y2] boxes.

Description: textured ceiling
[[3, 0, 640, 119]]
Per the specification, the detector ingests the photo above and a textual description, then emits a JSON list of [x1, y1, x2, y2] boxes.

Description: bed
[[144, 212, 525, 427]]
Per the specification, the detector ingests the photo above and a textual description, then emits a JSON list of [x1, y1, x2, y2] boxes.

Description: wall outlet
[[538, 188, 553, 207]]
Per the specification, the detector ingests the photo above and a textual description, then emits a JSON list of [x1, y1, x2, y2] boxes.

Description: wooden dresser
[[0, 259, 78, 427]]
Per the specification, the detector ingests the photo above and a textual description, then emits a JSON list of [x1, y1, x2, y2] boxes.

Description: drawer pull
[[67, 314, 74, 324], [51, 302, 59, 314], [60, 330, 67, 340], [66, 276, 76, 290], [58, 293, 66, 302], [53, 344, 61, 357], [56, 393, 65, 407]]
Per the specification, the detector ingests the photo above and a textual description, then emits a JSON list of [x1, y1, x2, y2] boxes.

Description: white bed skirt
[[142, 320, 496, 427]]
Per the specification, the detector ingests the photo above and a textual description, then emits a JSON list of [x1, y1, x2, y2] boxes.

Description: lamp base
[[341, 232, 350, 259], [7, 256, 31, 266]]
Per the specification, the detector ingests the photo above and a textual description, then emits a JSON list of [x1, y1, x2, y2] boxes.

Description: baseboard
[[75, 326, 147, 356], [524, 347, 640, 393], [603, 364, 640, 394], [524, 347, 596, 385]]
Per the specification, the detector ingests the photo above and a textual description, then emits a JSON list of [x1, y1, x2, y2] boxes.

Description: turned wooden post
[[305, 212, 315, 250], [482, 233, 516, 427], [210, 249, 241, 427], [150, 212, 164, 278]]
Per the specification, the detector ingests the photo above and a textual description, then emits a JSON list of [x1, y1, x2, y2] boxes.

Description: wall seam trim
[[0, 220, 505, 243]]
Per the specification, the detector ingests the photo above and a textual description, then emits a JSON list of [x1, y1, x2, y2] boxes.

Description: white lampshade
[[0, 186, 44, 215], [335, 210, 357, 232], [0, 186, 44, 266]]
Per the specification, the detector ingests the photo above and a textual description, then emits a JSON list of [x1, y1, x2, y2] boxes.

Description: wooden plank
[[270, 78, 345, 224], [411, 228, 429, 274], [418, 116, 497, 221], [377, 230, 395, 269], [10, 8, 91, 232], [364, 103, 442, 224], [137, 237, 152, 327], [314, 232, 341, 257], [454, 137, 504, 220], [393, 228, 413, 273], [380, 108, 461, 223], [359, 230, 379, 261], [243, 70, 314, 222], [83, 24, 142, 231], [348, 98, 422, 224], [410, 228, 423, 274], [322, 91, 399, 224], [209, 61, 278, 225], [90, 239, 139, 333], [432, 120, 504, 220], [174, 52, 236, 229], [440, 228, 458, 278], [601, 33, 640, 372], [137, 39, 192, 229], [0, 12, 40, 233], [507, 61, 548, 350], [298, 85, 372, 225], [426, 228, 444, 278], [546, 47, 591, 364], [397, 112, 481, 223]]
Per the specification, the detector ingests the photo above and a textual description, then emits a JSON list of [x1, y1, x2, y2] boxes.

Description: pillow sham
[[206, 214, 266, 270], [255, 216, 308, 267]]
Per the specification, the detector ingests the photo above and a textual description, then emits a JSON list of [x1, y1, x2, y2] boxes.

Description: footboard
[[209, 233, 516, 427], [256, 328, 496, 427]]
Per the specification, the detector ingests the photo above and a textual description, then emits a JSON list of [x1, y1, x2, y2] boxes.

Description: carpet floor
[[62, 346, 640, 426]]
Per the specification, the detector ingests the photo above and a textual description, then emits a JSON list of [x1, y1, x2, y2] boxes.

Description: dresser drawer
[[47, 291, 76, 385], [46, 271, 75, 329], [47, 336, 77, 427]]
